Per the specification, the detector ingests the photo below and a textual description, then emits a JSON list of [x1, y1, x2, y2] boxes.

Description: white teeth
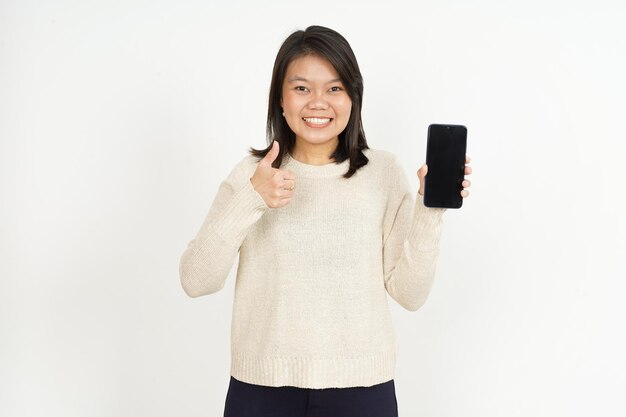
[[303, 117, 331, 124]]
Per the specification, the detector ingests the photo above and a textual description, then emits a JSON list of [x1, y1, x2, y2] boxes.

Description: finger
[[462, 179, 471, 187], [416, 164, 428, 178], [281, 178, 295, 190], [279, 189, 294, 200], [465, 165, 472, 175], [466, 155, 471, 164], [259, 141, 279, 168], [278, 197, 292, 207], [461, 189, 469, 198], [281, 169, 297, 180]]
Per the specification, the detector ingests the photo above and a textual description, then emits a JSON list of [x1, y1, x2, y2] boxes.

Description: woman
[[179, 25, 472, 417]]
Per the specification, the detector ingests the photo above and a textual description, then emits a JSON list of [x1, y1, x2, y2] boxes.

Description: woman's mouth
[[302, 117, 333, 128]]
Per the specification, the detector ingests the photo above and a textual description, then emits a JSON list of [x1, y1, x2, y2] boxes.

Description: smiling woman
[[179, 24, 470, 417], [280, 54, 353, 163], [248, 25, 370, 177]]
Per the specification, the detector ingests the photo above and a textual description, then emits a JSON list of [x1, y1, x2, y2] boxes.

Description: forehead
[[284, 54, 341, 82]]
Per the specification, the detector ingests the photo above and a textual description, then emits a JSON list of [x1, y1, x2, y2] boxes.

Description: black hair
[[248, 25, 369, 178]]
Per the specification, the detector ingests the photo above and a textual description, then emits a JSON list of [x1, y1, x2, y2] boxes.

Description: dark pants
[[223, 375, 399, 417]]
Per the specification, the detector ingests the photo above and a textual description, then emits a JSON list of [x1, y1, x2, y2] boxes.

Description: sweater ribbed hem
[[410, 192, 446, 251], [230, 345, 398, 389], [211, 178, 269, 243]]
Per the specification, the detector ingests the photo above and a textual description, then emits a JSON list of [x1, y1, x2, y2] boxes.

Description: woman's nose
[[307, 92, 329, 109]]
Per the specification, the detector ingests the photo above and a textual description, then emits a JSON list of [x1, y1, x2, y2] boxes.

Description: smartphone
[[423, 124, 467, 209]]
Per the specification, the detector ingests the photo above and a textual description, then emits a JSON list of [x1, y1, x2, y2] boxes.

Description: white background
[[1, 1, 625, 416]]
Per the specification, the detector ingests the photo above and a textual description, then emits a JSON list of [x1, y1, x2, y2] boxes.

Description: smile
[[302, 117, 333, 126]]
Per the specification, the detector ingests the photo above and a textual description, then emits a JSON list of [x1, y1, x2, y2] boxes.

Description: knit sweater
[[179, 147, 446, 389]]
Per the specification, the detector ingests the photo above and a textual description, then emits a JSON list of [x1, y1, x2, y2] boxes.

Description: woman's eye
[[295, 86, 308, 92], [330, 86, 343, 92]]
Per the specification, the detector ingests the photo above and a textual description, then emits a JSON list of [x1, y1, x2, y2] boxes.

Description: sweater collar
[[282, 152, 351, 178]]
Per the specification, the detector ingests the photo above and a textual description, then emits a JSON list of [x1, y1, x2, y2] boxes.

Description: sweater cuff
[[408, 192, 446, 251], [209, 178, 269, 245]]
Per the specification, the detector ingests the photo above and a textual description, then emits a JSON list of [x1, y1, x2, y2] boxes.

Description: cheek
[[338, 98, 352, 120], [283, 94, 304, 112]]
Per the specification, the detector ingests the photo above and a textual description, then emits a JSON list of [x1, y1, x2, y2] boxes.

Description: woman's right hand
[[250, 141, 296, 209]]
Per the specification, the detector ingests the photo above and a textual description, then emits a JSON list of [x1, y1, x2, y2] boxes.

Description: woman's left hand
[[417, 155, 472, 198]]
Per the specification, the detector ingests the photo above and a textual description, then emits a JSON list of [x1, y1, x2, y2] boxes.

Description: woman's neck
[[290, 137, 339, 165]]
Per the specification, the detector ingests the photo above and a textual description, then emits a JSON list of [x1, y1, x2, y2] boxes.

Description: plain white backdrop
[[1, 0, 625, 416]]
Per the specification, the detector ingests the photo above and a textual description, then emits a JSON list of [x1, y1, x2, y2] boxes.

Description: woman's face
[[281, 54, 352, 150]]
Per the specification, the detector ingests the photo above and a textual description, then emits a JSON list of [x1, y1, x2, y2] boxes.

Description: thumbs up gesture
[[250, 141, 296, 209]]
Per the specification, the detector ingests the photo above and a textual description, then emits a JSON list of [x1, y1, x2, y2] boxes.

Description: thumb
[[417, 163, 428, 180], [417, 164, 427, 195], [259, 140, 279, 168]]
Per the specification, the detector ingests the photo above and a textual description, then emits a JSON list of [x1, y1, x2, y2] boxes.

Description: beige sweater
[[179, 147, 446, 389]]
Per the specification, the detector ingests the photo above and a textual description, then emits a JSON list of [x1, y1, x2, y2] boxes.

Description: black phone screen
[[424, 124, 467, 209]]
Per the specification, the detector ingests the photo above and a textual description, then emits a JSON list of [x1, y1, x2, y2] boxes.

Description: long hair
[[248, 25, 369, 179]]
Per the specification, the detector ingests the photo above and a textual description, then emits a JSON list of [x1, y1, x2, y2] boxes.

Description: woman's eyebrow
[[287, 76, 343, 84]]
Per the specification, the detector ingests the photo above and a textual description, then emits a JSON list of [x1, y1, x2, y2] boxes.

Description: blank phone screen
[[424, 124, 467, 208]]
